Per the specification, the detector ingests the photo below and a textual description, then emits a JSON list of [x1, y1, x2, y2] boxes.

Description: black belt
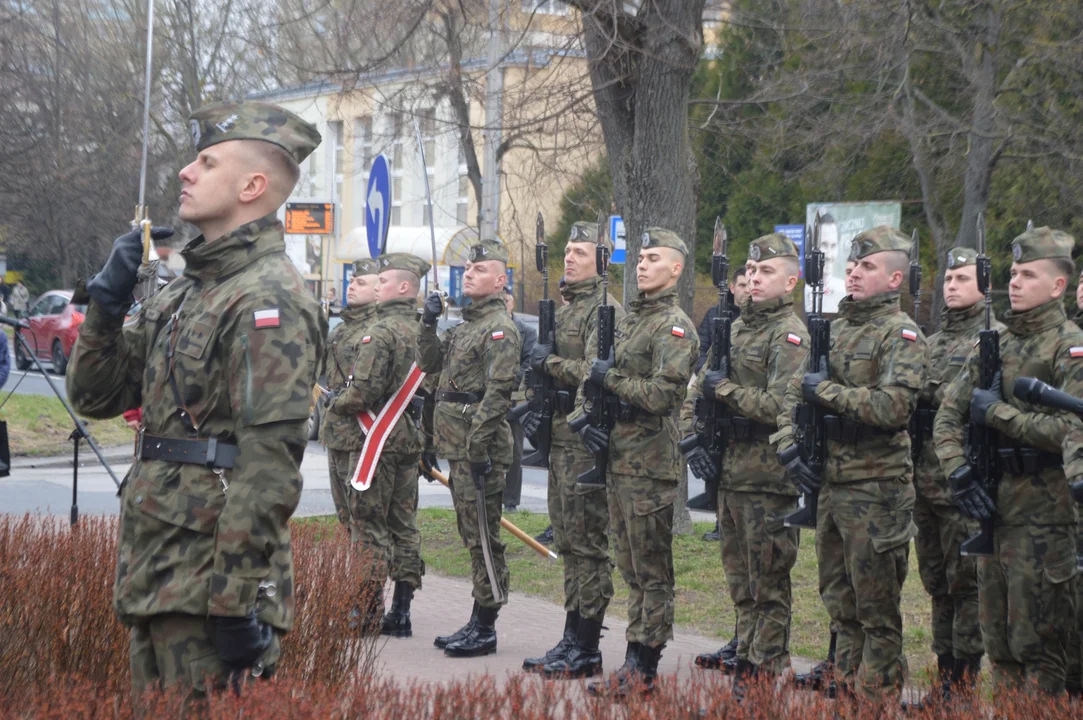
[[823, 415, 899, 443], [996, 434, 1062, 474], [729, 416, 775, 441], [140, 433, 239, 469], [436, 390, 483, 404]]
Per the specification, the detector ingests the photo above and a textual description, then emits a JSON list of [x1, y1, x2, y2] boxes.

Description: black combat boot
[[381, 582, 414, 638], [634, 642, 664, 696], [793, 629, 836, 691], [732, 658, 758, 703], [444, 605, 498, 657], [587, 641, 639, 697], [348, 582, 384, 634], [434, 600, 478, 649], [694, 634, 739, 669], [902, 653, 953, 712], [542, 615, 603, 679], [523, 610, 579, 673], [953, 655, 982, 699]]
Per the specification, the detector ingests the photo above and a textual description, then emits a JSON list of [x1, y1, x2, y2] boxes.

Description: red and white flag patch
[[362, 335, 372, 344], [786, 333, 802, 346], [901, 328, 918, 342], [253, 308, 280, 329], [1070, 346, 1083, 358], [491, 330, 505, 340], [671, 326, 686, 338]]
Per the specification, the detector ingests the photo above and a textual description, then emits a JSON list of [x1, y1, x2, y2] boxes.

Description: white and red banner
[[350, 363, 426, 491]]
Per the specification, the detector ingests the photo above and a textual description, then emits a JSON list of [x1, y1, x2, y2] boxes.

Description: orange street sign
[[286, 203, 334, 235]]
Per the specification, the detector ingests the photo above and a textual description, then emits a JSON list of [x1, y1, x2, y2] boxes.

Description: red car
[[14, 290, 87, 375]]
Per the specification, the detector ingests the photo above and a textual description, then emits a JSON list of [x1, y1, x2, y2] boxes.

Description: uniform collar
[[939, 301, 984, 333], [181, 213, 285, 282], [630, 284, 679, 313], [1004, 298, 1067, 337], [838, 291, 900, 324], [340, 303, 377, 324], [377, 297, 418, 318], [562, 276, 601, 302], [461, 294, 507, 321], [742, 295, 793, 327]]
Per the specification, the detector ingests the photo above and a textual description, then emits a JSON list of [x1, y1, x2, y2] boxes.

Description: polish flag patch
[[901, 328, 918, 342], [786, 333, 802, 346], [491, 331, 505, 340], [253, 308, 280, 329], [362, 336, 372, 344], [1070, 346, 1083, 358], [671, 326, 686, 338]]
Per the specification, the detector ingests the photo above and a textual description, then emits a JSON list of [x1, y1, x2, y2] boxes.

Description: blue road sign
[[365, 154, 392, 257], [774, 224, 806, 276], [609, 216, 626, 264]]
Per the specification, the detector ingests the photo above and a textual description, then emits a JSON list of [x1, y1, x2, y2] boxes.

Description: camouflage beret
[[848, 226, 912, 261], [468, 239, 509, 264], [568, 222, 614, 252], [188, 101, 321, 165], [353, 258, 380, 276], [377, 252, 431, 279], [749, 232, 798, 261], [1011, 227, 1074, 264], [641, 227, 688, 258], [945, 247, 978, 269]]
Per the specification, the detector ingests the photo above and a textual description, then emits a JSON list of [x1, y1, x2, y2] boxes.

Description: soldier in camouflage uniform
[[777, 226, 925, 706], [67, 101, 325, 694], [935, 227, 1083, 695], [520, 222, 623, 679], [680, 233, 807, 693], [417, 239, 521, 657], [906, 248, 1004, 709], [575, 228, 698, 698], [321, 259, 378, 533], [328, 253, 429, 638], [1069, 268, 1083, 698]]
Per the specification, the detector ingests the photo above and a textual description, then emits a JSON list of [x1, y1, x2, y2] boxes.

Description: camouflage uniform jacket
[[329, 297, 423, 455], [777, 291, 925, 484], [417, 294, 521, 465], [320, 303, 377, 451], [915, 303, 1004, 505], [934, 299, 1083, 526], [541, 276, 624, 448], [575, 285, 698, 480], [680, 296, 808, 495], [67, 214, 325, 630]]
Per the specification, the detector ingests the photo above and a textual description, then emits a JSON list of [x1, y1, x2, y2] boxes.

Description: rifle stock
[[570, 301, 617, 486]]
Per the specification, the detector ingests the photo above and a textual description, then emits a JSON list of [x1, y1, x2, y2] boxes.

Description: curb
[[10, 446, 132, 471]]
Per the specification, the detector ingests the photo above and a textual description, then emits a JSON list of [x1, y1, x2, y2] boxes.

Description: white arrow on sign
[[368, 184, 384, 252]]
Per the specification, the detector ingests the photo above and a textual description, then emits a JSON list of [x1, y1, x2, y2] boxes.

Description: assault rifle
[[510, 212, 554, 468], [782, 214, 829, 529], [679, 218, 731, 508], [567, 214, 618, 486], [959, 213, 1001, 557], [908, 229, 927, 463]]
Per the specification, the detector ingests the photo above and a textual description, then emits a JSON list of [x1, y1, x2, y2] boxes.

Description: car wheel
[[51, 340, 68, 375], [14, 337, 30, 371], [308, 403, 320, 441]]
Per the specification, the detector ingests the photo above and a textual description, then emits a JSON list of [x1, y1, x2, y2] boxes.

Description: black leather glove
[[588, 348, 615, 389], [579, 424, 609, 455], [683, 442, 718, 481], [969, 371, 1003, 426], [801, 357, 829, 405], [702, 358, 729, 399], [470, 458, 492, 487], [212, 612, 272, 671], [521, 410, 542, 439], [87, 226, 174, 315], [948, 465, 996, 520], [422, 292, 443, 326], [529, 342, 553, 374], [323, 388, 342, 409], [1070, 478, 1083, 505], [420, 451, 440, 482], [781, 451, 821, 496]]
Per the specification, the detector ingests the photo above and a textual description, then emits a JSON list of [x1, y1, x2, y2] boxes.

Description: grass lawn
[[0, 393, 131, 457]]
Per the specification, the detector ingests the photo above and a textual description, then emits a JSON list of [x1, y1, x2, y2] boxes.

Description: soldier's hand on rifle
[[948, 465, 996, 520], [470, 458, 492, 485], [588, 348, 615, 388], [702, 358, 729, 398], [801, 357, 830, 404], [420, 451, 441, 482], [421, 292, 443, 326], [521, 409, 542, 439], [683, 440, 717, 480], [212, 612, 273, 672], [579, 424, 609, 454], [969, 371, 1003, 426], [529, 342, 553, 374], [780, 449, 820, 496], [1070, 478, 1083, 505], [87, 225, 174, 315]]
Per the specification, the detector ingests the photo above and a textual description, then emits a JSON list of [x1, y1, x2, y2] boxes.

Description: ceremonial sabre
[[134, 0, 160, 302], [412, 117, 441, 293]]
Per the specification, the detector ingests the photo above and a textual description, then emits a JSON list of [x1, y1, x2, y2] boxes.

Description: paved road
[[2, 366, 67, 398]]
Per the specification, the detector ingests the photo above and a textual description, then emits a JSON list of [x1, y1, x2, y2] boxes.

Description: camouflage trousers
[[608, 472, 676, 648], [719, 489, 799, 674], [328, 448, 425, 588], [1069, 526, 1083, 693], [913, 493, 982, 661], [817, 478, 914, 704], [449, 460, 509, 609], [979, 523, 1078, 695], [327, 447, 355, 529], [129, 613, 281, 696], [548, 442, 613, 622]]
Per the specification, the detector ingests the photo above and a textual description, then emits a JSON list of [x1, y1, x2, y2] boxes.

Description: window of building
[[419, 107, 436, 165], [354, 117, 372, 170], [457, 174, 471, 225], [523, 0, 567, 15], [390, 112, 404, 168], [330, 120, 344, 201]]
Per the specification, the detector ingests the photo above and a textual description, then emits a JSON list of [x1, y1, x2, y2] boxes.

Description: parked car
[[14, 290, 86, 375]]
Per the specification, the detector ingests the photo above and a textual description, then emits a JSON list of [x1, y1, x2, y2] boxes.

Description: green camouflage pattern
[[376, 252, 430, 278], [719, 490, 799, 674], [945, 247, 979, 269], [680, 296, 808, 496], [468, 239, 510, 264], [448, 460, 509, 608], [68, 213, 325, 633], [327, 448, 357, 529], [1011, 226, 1074, 264], [129, 613, 281, 695], [189, 100, 321, 164], [417, 294, 520, 465], [639, 227, 688, 257], [748, 232, 799, 260], [847, 226, 913, 260], [777, 292, 925, 484], [320, 303, 377, 451]]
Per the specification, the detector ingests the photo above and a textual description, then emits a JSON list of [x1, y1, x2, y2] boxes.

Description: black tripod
[[1, 315, 121, 525]]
